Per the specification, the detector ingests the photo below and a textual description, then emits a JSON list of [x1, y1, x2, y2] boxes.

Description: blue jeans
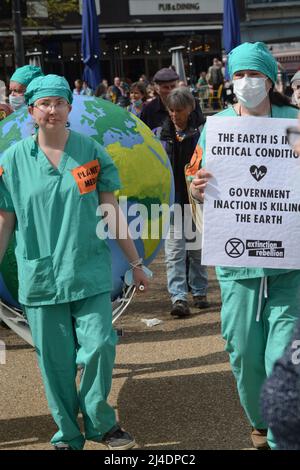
[[164, 213, 208, 304]]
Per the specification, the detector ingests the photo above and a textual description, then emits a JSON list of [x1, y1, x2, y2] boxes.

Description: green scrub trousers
[[25, 292, 118, 450], [220, 270, 300, 449]]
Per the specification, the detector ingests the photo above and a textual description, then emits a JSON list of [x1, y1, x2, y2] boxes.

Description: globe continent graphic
[[0, 96, 174, 306]]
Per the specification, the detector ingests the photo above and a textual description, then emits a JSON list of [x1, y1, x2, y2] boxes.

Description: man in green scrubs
[[0, 74, 148, 450], [190, 42, 300, 450]]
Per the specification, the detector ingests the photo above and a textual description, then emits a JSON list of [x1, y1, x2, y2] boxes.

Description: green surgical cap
[[10, 65, 44, 87], [25, 74, 73, 105], [228, 42, 278, 84]]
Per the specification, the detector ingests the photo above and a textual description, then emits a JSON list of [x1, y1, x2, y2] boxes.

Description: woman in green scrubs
[[0, 74, 148, 450], [190, 42, 300, 450]]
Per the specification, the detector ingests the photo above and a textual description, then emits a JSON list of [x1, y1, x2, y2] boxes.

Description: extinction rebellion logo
[[225, 238, 245, 258], [225, 238, 285, 258]]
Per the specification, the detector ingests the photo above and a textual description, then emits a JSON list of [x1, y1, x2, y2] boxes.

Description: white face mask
[[233, 76, 268, 109], [9, 94, 25, 111]]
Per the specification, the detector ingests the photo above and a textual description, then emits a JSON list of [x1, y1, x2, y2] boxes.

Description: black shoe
[[170, 300, 191, 317], [101, 425, 135, 450], [193, 295, 210, 309]]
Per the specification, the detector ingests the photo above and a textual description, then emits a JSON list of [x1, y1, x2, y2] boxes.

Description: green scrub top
[[0, 130, 121, 306], [199, 104, 299, 281]]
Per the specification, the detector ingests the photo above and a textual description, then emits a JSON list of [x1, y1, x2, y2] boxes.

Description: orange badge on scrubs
[[71, 159, 100, 195], [0, 166, 4, 177]]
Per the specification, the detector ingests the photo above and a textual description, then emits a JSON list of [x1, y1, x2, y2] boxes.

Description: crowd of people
[[0, 41, 300, 451], [2, 58, 299, 123], [69, 74, 155, 118]]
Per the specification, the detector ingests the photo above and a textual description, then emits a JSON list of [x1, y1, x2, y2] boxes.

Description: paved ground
[[0, 251, 252, 450]]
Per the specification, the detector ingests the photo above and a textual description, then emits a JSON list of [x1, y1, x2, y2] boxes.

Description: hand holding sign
[[191, 168, 213, 203]]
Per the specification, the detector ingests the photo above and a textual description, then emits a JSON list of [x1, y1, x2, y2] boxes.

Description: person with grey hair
[[166, 86, 195, 110], [155, 87, 208, 317], [291, 71, 300, 108]]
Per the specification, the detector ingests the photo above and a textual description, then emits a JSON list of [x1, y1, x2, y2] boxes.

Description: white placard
[[129, 0, 223, 15], [202, 116, 300, 269]]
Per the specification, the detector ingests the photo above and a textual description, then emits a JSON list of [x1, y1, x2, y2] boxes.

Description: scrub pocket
[[18, 255, 56, 304]]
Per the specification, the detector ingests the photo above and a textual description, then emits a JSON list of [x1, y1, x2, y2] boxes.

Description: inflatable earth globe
[[0, 96, 174, 307]]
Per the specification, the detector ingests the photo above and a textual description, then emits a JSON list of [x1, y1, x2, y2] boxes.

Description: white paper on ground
[[141, 318, 163, 327]]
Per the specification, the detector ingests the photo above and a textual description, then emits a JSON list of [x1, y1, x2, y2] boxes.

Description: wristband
[[129, 257, 143, 268]]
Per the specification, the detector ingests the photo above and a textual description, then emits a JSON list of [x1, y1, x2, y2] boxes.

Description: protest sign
[[202, 116, 300, 268]]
